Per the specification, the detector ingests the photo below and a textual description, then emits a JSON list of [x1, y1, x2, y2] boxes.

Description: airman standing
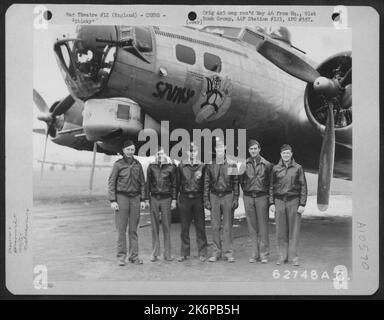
[[177, 142, 208, 262], [204, 138, 239, 262], [240, 139, 272, 263], [269, 144, 307, 266], [108, 140, 146, 266], [146, 146, 177, 262]]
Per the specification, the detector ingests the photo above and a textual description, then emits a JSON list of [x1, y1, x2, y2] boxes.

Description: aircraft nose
[[54, 26, 119, 99]]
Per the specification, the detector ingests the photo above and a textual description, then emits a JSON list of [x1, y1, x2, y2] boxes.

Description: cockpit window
[[134, 27, 152, 52], [176, 44, 196, 65], [241, 29, 265, 48], [204, 53, 221, 73], [202, 26, 242, 38]]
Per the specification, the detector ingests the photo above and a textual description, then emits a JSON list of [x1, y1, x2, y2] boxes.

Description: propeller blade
[[40, 133, 49, 178], [33, 90, 55, 137], [33, 89, 49, 113], [89, 142, 97, 193], [47, 124, 57, 138], [340, 67, 352, 109], [258, 40, 320, 83], [33, 128, 46, 135], [51, 94, 75, 117], [340, 68, 352, 87], [341, 84, 352, 109], [317, 102, 335, 211]]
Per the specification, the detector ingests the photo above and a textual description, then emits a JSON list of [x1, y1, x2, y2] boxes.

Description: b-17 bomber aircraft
[[33, 25, 352, 210]]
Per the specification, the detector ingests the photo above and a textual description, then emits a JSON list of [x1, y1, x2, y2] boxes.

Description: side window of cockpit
[[176, 44, 196, 65], [204, 53, 221, 73], [242, 30, 264, 48], [135, 27, 152, 52]]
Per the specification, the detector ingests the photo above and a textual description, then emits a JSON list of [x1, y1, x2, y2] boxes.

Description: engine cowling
[[83, 97, 161, 142], [304, 51, 352, 148]]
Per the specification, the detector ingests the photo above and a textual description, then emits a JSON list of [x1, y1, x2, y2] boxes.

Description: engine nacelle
[[50, 100, 104, 152], [83, 97, 160, 142], [304, 51, 352, 148]]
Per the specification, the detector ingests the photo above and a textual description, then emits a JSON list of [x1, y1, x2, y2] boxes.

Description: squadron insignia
[[194, 75, 233, 123]]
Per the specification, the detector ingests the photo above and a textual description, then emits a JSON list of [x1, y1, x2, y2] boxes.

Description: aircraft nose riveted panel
[[83, 98, 143, 141], [193, 74, 233, 124]]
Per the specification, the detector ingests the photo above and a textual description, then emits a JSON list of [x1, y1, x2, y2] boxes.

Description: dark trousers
[[178, 194, 208, 257], [115, 194, 140, 260], [275, 197, 301, 263], [243, 194, 270, 259], [210, 193, 234, 258], [150, 196, 172, 259]]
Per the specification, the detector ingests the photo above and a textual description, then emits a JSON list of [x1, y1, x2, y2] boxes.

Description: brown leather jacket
[[177, 161, 205, 196], [204, 159, 239, 202], [147, 160, 177, 200], [269, 158, 308, 206], [108, 156, 146, 202], [239, 156, 273, 196]]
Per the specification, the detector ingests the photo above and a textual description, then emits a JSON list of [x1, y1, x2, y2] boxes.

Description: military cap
[[280, 144, 292, 152]]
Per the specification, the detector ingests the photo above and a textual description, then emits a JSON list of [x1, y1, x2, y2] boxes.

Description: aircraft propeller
[[33, 89, 74, 137], [257, 40, 352, 211], [33, 89, 99, 189], [33, 89, 52, 177], [33, 90, 75, 176], [33, 89, 49, 113]]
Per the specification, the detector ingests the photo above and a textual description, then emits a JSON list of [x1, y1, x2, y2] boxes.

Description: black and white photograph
[[5, 4, 380, 296]]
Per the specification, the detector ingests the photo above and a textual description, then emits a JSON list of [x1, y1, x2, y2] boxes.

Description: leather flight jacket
[[108, 156, 146, 202], [204, 159, 239, 202], [177, 161, 205, 198], [147, 160, 177, 200], [269, 158, 308, 206], [240, 156, 272, 197]]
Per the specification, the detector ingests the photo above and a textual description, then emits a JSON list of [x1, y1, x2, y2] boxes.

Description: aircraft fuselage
[[54, 25, 351, 178]]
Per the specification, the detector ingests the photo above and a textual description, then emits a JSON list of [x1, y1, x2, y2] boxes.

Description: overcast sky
[[33, 25, 351, 165]]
